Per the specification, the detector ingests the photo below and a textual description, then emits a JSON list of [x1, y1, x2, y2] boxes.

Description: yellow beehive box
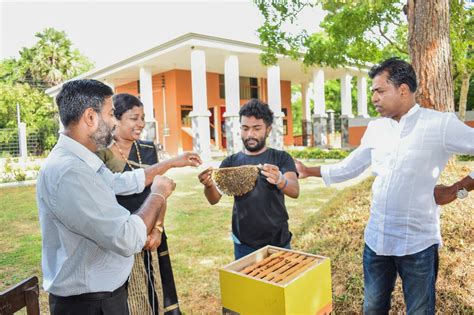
[[219, 245, 332, 315]]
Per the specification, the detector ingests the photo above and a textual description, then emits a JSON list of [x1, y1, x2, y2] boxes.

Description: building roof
[[46, 32, 368, 97]]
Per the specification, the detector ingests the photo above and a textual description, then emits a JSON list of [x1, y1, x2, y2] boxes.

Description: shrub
[[288, 148, 350, 160], [458, 155, 474, 161]]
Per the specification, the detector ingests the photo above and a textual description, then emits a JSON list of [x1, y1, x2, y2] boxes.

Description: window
[[180, 105, 193, 126], [282, 108, 288, 136], [219, 75, 225, 99], [219, 75, 259, 100], [240, 77, 259, 99]]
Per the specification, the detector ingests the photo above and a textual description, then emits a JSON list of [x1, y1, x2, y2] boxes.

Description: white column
[[223, 55, 242, 155], [312, 69, 326, 116], [139, 66, 156, 142], [341, 72, 353, 118], [312, 69, 327, 147], [267, 65, 284, 150], [357, 75, 369, 118], [18, 122, 27, 160], [189, 49, 212, 161]]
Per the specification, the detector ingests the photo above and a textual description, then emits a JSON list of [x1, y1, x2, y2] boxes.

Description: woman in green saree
[[97, 93, 200, 315]]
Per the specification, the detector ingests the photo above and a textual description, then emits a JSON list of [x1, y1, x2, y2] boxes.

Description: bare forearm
[[307, 166, 322, 177], [154, 203, 166, 227], [144, 160, 175, 186], [280, 178, 299, 198], [204, 184, 222, 205], [135, 195, 165, 233]]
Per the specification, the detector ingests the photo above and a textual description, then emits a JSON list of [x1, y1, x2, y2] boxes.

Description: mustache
[[244, 138, 259, 143]]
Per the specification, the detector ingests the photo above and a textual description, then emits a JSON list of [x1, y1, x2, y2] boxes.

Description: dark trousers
[[363, 243, 439, 315], [49, 282, 129, 315]]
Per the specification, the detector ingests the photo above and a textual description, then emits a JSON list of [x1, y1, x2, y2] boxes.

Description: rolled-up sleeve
[[53, 167, 147, 257], [107, 168, 146, 195]]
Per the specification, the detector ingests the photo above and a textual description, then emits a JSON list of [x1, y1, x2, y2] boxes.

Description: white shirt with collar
[[36, 134, 147, 296], [321, 105, 474, 256]]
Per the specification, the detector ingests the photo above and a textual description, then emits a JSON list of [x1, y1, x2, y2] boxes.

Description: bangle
[[278, 178, 288, 191], [150, 192, 166, 203], [154, 225, 164, 233]]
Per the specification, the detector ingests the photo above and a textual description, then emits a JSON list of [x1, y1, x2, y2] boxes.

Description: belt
[[50, 281, 127, 301]]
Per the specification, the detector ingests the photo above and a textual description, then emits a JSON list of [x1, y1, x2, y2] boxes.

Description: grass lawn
[[0, 162, 339, 314], [1, 161, 472, 314]]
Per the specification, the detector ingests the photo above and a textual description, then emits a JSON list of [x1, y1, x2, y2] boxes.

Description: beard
[[243, 135, 267, 152], [91, 115, 114, 150]]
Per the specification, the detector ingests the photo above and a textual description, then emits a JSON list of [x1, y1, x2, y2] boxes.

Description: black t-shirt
[[220, 148, 297, 249]]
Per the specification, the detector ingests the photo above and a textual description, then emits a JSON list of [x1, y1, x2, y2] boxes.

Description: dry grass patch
[[293, 164, 473, 313]]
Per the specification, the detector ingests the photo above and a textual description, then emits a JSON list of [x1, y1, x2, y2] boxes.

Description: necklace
[[114, 141, 142, 170]]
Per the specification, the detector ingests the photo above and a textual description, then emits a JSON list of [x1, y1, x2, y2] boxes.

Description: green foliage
[[288, 147, 350, 160], [0, 27, 93, 154], [256, 0, 408, 68], [0, 83, 58, 151], [1, 28, 93, 90], [291, 85, 304, 135], [450, 1, 474, 79], [256, 0, 473, 116], [458, 154, 474, 161]]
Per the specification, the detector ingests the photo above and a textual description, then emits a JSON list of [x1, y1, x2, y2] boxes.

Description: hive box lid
[[219, 246, 332, 314]]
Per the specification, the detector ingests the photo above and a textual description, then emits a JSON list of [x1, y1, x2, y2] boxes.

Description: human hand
[[261, 163, 283, 185], [144, 227, 162, 250], [294, 159, 309, 179], [172, 152, 202, 168], [198, 167, 214, 188], [151, 175, 176, 199], [434, 184, 458, 206]]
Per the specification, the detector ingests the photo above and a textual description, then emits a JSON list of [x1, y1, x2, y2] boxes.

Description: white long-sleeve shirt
[[36, 134, 147, 296], [321, 105, 474, 256]]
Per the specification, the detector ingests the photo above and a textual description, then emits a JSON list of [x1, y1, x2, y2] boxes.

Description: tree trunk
[[458, 71, 471, 121], [407, 0, 454, 112]]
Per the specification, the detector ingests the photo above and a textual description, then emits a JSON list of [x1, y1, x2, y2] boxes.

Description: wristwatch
[[456, 187, 468, 199]]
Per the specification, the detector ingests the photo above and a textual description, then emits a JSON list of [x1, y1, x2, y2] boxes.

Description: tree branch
[[377, 23, 408, 54]]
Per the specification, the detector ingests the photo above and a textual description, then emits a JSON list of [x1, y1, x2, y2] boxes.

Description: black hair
[[56, 79, 113, 127], [239, 99, 274, 127], [369, 57, 417, 93], [112, 93, 143, 120]]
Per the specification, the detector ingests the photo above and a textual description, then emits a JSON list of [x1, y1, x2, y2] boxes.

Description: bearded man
[[37, 79, 177, 314], [198, 99, 299, 259]]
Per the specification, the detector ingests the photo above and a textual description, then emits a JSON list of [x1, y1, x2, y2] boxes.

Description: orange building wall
[[152, 71, 181, 155], [115, 70, 294, 155], [348, 126, 367, 147], [115, 81, 138, 95]]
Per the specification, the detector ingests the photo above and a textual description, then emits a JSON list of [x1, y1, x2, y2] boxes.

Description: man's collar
[[401, 104, 420, 120], [57, 133, 104, 172]]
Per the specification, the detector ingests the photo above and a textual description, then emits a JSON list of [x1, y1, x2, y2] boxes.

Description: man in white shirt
[[295, 58, 473, 315], [37, 80, 184, 315]]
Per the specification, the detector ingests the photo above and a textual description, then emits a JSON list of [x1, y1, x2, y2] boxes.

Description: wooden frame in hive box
[[219, 245, 332, 314]]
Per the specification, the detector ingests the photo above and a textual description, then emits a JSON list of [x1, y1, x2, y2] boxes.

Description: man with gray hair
[[37, 79, 177, 314]]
